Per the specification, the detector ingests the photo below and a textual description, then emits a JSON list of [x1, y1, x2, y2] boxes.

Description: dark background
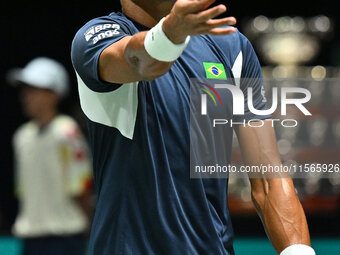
[[0, 0, 339, 235]]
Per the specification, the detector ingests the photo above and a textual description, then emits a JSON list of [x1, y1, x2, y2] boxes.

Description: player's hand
[[163, 0, 237, 44]]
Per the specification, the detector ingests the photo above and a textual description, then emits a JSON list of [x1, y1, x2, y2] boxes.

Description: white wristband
[[280, 244, 315, 255], [144, 17, 190, 62]]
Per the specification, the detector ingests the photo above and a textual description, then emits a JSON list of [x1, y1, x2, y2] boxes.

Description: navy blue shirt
[[71, 12, 269, 255]]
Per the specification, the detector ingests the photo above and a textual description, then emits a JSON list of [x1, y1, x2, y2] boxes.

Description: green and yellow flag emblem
[[203, 62, 227, 80]]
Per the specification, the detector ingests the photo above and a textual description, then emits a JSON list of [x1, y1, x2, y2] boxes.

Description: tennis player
[[71, 0, 315, 254]]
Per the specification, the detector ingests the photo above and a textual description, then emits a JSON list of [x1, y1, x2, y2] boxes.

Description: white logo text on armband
[[84, 24, 120, 44]]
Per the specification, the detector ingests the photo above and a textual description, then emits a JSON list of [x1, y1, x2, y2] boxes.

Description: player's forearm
[[251, 178, 311, 254], [237, 122, 312, 254], [124, 31, 174, 81], [98, 33, 173, 83]]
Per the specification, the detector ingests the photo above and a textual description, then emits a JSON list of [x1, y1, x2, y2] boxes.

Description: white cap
[[8, 57, 69, 97]]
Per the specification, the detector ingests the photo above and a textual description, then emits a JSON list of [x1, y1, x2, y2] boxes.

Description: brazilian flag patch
[[203, 62, 227, 80]]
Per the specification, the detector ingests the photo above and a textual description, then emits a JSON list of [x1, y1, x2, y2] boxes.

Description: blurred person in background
[[8, 57, 93, 255]]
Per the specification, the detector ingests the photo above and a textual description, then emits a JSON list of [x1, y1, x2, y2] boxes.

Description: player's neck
[[121, 1, 162, 28], [34, 109, 58, 128]]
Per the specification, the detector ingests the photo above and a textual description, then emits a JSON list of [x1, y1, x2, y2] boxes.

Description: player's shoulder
[[203, 29, 253, 55], [71, 12, 136, 76], [12, 121, 36, 147], [53, 114, 77, 126], [72, 12, 134, 44], [77, 12, 129, 30], [51, 115, 82, 142]]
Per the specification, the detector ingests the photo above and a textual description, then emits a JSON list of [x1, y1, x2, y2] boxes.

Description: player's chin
[[22, 106, 38, 119]]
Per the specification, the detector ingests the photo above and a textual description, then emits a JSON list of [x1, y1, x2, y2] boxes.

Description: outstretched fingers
[[195, 17, 237, 34]]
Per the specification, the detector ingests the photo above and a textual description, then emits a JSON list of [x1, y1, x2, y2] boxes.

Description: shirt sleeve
[[71, 15, 133, 91], [233, 33, 271, 122], [58, 119, 93, 197]]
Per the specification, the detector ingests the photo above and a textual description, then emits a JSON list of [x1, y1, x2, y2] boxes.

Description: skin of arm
[[99, 0, 236, 83], [235, 120, 311, 254]]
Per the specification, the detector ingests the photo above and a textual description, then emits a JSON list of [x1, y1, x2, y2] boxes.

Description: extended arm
[[99, 0, 236, 83], [235, 120, 312, 254]]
